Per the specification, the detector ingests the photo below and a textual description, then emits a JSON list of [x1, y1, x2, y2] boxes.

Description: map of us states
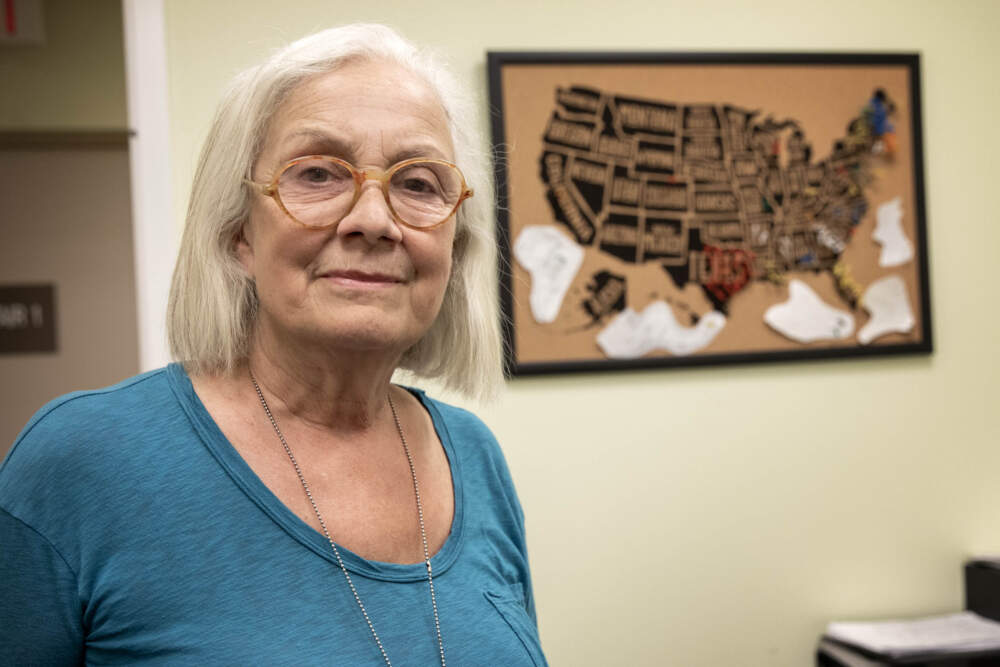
[[516, 85, 915, 357]]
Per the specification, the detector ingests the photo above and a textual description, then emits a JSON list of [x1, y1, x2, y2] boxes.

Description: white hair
[[167, 24, 503, 400]]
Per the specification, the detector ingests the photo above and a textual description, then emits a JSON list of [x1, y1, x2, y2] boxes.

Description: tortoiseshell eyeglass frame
[[245, 155, 474, 232]]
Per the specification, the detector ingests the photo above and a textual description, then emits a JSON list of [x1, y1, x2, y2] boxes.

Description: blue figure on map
[[869, 89, 894, 137], [869, 88, 897, 155]]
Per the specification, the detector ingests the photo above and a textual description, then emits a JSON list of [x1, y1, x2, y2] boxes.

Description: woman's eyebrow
[[282, 128, 361, 160], [388, 144, 451, 163]]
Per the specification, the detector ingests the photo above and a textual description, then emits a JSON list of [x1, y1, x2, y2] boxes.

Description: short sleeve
[[0, 506, 84, 665]]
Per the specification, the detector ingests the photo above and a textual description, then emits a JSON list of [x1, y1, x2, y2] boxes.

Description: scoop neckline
[[165, 362, 466, 583]]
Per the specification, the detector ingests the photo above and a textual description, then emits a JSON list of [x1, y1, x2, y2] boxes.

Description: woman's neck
[[244, 323, 404, 436]]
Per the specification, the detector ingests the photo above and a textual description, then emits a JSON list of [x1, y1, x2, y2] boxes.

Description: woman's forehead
[[264, 60, 454, 164]]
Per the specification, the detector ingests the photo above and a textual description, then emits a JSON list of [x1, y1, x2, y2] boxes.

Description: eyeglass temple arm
[[243, 178, 277, 197]]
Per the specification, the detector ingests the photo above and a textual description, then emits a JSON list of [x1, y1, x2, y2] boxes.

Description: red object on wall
[[702, 245, 755, 303], [4, 0, 16, 35]]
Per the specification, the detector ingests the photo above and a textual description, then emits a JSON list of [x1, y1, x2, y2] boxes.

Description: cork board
[[487, 53, 931, 375]]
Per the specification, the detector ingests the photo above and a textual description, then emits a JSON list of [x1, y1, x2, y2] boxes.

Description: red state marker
[[4, 0, 15, 35]]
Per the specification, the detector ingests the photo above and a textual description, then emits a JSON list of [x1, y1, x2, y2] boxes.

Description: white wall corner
[[122, 0, 175, 371]]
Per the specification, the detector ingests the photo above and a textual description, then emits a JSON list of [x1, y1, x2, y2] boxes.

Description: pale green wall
[[0, 0, 126, 129], [163, 1, 1000, 665]]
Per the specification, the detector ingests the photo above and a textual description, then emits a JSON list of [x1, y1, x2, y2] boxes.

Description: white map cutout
[[596, 302, 726, 359], [764, 279, 855, 343], [873, 197, 914, 267], [513, 225, 584, 324], [858, 275, 914, 344]]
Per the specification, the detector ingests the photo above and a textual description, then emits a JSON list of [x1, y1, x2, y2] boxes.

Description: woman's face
[[238, 59, 458, 357]]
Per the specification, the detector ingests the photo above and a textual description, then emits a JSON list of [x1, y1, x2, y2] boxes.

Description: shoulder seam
[[417, 393, 483, 426], [0, 504, 81, 580], [3, 368, 167, 465]]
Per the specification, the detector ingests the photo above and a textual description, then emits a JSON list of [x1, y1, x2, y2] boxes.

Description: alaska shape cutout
[[873, 197, 914, 267], [858, 275, 914, 344], [513, 225, 585, 323], [763, 279, 855, 343], [596, 302, 726, 358]]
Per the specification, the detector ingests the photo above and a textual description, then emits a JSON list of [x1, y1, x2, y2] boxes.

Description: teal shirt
[[0, 364, 546, 666]]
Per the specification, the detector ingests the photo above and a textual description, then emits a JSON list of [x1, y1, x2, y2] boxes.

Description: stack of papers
[[824, 611, 1000, 660]]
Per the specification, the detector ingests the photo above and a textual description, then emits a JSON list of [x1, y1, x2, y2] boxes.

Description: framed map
[[488, 52, 931, 375]]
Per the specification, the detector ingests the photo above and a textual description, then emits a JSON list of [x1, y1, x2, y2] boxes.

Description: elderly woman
[[0, 24, 546, 666]]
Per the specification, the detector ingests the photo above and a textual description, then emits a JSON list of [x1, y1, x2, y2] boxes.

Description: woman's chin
[[305, 320, 422, 356]]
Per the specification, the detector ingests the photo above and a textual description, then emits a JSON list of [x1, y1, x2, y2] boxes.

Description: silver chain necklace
[[250, 371, 446, 667]]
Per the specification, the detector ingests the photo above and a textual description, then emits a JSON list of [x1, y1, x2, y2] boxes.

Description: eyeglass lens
[[276, 158, 464, 228]]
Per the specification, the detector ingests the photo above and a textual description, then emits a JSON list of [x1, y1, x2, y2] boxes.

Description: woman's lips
[[322, 270, 404, 289]]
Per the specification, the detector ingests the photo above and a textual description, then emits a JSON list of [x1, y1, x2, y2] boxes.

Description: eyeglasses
[[247, 155, 473, 231]]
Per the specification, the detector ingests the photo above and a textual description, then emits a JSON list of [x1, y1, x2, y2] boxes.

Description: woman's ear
[[234, 222, 254, 277]]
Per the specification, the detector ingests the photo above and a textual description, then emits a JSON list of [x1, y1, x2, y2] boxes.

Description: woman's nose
[[335, 180, 403, 243]]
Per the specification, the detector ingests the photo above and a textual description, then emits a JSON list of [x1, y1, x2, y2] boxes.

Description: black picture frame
[[488, 51, 931, 376]]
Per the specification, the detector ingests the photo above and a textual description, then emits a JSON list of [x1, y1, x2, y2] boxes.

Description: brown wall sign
[[0, 284, 57, 354]]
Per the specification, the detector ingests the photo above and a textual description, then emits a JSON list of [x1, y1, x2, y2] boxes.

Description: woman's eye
[[398, 167, 445, 196], [301, 167, 334, 183], [402, 177, 436, 193]]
